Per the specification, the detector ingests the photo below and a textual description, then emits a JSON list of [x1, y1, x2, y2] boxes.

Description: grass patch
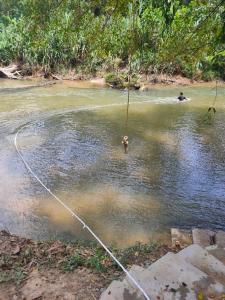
[[105, 72, 124, 89], [0, 268, 27, 285], [62, 252, 85, 272], [86, 247, 107, 272], [0, 230, 171, 286], [14, 268, 27, 285], [0, 272, 11, 284]]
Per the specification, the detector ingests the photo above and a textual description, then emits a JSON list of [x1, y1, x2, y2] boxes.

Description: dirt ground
[[0, 230, 172, 300]]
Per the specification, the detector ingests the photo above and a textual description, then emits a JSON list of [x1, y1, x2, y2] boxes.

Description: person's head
[[180, 92, 183, 95]]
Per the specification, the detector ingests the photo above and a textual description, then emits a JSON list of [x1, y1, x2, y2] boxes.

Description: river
[[0, 79, 225, 247]]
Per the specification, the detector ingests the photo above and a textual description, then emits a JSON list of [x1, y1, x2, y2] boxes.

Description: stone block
[[171, 228, 192, 248], [216, 231, 225, 248], [192, 229, 216, 247]]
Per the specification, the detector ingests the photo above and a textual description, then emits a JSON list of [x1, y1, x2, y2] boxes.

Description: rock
[[216, 231, 225, 248], [171, 228, 192, 248], [140, 85, 149, 91], [192, 229, 216, 247], [90, 77, 106, 86]]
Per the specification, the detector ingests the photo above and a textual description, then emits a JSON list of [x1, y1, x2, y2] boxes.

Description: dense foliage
[[0, 0, 224, 79]]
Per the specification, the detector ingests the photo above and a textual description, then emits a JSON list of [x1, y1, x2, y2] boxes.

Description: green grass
[[62, 252, 85, 272], [0, 272, 11, 284], [86, 248, 107, 272], [14, 268, 27, 285]]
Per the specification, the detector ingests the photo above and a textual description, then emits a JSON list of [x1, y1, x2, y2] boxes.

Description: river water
[[0, 79, 225, 247]]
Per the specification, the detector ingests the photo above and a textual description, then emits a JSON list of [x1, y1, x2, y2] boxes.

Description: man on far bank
[[178, 92, 186, 101]]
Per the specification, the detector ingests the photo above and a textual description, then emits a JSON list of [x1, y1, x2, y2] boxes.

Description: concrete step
[[171, 228, 192, 248], [100, 279, 141, 300], [178, 244, 225, 285], [100, 266, 146, 300], [206, 245, 225, 264], [145, 252, 225, 299], [216, 231, 225, 248], [192, 229, 216, 247], [100, 252, 225, 300], [171, 228, 225, 249]]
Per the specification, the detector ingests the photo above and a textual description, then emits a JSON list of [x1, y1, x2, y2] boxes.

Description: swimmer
[[122, 136, 128, 154], [178, 92, 186, 101]]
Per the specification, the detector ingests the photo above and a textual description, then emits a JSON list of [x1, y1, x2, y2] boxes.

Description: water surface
[[0, 79, 225, 247]]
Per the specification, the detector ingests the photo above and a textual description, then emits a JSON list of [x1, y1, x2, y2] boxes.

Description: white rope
[[14, 103, 151, 300]]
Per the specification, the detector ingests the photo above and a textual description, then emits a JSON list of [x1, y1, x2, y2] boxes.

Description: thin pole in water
[[125, 56, 131, 131]]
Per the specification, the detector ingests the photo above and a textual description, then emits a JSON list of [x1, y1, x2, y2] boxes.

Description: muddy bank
[[0, 230, 173, 299], [34, 71, 225, 90], [1, 64, 224, 90]]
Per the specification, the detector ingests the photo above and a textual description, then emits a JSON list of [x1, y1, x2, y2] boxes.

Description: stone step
[[216, 231, 225, 248], [145, 252, 225, 299], [206, 245, 225, 264], [100, 252, 225, 300], [192, 229, 216, 247], [128, 254, 198, 299], [178, 244, 225, 285], [100, 279, 139, 300], [171, 228, 192, 248], [100, 265, 146, 300], [171, 228, 225, 249]]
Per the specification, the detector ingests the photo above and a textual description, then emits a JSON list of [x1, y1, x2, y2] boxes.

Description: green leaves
[[0, 0, 224, 79]]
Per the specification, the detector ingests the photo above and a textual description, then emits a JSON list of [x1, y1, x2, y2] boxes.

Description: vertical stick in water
[[213, 80, 218, 107], [125, 57, 131, 131]]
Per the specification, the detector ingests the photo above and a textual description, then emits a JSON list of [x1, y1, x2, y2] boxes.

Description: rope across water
[[14, 103, 151, 300]]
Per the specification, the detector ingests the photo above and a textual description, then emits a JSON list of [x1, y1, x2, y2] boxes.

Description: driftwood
[[0, 81, 56, 93], [52, 74, 62, 80], [0, 65, 22, 79]]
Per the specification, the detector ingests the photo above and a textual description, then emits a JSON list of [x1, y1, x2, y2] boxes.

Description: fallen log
[[52, 74, 62, 80], [0, 65, 21, 79]]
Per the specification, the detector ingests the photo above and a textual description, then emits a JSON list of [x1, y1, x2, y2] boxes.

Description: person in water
[[122, 136, 128, 154], [178, 92, 186, 101]]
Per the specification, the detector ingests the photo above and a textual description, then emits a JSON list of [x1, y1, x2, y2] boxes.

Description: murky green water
[[0, 79, 225, 247]]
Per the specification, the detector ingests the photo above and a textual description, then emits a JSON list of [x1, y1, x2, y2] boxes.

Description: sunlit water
[[0, 79, 225, 247]]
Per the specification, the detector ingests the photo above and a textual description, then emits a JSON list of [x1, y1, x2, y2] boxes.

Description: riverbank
[[23, 72, 225, 90], [0, 230, 173, 299], [1, 64, 224, 90]]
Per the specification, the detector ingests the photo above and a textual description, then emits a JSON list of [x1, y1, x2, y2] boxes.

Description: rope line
[[212, 80, 218, 107], [14, 103, 151, 300], [200, 80, 219, 124], [125, 57, 132, 131]]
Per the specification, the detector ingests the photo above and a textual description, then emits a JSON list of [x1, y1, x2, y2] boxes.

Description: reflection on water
[[0, 79, 225, 247]]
